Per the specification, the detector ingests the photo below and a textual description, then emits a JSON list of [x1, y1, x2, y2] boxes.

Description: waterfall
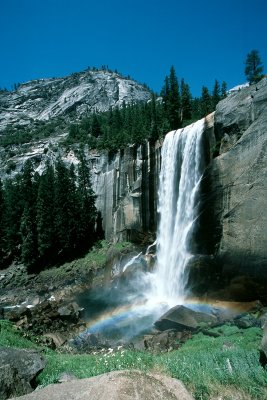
[[150, 118, 205, 305], [78, 118, 206, 342]]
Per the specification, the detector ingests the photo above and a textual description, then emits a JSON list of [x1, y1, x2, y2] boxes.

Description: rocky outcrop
[[209, 78, 267, 280], [0, 69, 151, 132], [10, 370, 194, 400], [91, 142, 160, 241]]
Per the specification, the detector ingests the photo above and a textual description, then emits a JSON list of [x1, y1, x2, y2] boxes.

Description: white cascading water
[[80, 118, 207, 342], [150, 118, 205, 306]]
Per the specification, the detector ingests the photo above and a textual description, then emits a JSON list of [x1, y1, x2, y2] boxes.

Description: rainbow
[[76, 297, 259, 341]]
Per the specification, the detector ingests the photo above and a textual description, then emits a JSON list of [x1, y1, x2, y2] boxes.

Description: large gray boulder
[[10, 370, 194, 400], [0, 347, 45, 386], [0, 348, 45, 400], [209, 78, 267, 280], [0, 364, 31, 400], [154, 305, 217, 331]]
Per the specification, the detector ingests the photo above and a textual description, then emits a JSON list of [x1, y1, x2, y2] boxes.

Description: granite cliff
[[209, 77, 267, 279], [0, 71, 266, 284], [90, 78, 267, 284]]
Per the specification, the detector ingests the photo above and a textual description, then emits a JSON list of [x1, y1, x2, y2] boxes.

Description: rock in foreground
[[0, 347, 45, 399], [10, 370, 193, 400]]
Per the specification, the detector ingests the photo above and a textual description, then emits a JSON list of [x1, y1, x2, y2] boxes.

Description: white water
[[81, 118, 206, 341], [149, 118, 205, 306]]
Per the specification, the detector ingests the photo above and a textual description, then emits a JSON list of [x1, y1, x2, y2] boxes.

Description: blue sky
[[0, 0, 266, 96]]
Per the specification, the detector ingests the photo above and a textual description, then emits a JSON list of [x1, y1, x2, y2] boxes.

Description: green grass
[[37, 240, 134, 284], [157, 325, 267, 399], [37, 349, 154, 387], [0, 320, 39, 349], [1, 320, 266, 399]]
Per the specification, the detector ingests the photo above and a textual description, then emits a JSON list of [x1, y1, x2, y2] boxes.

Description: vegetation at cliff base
[[0, 320, 266, 400]]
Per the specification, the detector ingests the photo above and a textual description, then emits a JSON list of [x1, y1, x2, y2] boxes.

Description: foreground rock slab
[[10, 370, 194, 400]]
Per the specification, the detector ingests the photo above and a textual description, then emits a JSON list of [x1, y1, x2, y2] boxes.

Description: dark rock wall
[[91, 142, 161, 243], [209, 78, 267, 279]]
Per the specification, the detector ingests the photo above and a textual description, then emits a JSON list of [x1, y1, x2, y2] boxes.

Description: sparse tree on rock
[[245, 50, 264, 84]]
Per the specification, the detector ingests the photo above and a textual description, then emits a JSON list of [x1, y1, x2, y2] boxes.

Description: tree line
[[65, 66, 227, 150], [0, 152, 102, 272]]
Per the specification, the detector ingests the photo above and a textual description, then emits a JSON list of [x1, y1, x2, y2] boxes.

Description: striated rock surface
[[0, 69, 151, 132], [10, 370, 194, 400], [91, 142, 160, 241], [209, 78, 267, 279]]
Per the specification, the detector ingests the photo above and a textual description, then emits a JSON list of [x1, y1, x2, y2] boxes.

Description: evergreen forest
[[65, 68, 227, 150], [0, 152, 102, 272]]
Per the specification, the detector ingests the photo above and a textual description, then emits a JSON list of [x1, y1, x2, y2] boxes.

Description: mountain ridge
[[0, 68, 152, 132]]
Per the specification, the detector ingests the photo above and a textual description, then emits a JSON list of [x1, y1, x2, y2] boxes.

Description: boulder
[[10, 370, 194, 400], [0, 347, 45, 399], [0, 364, 32, 400], [154, 305, 217, 331]]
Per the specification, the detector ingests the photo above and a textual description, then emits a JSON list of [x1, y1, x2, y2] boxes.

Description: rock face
[[209, 78, 267, 279], [10, 370, 194, 400], [0, 69, 151, 132], [91, 142, 160, 241], [1, 69, 266, 286]]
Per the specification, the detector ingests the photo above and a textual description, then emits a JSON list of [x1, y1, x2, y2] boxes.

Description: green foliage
[[0, 320, 265, 399], [158, 325, 267, 399], [0, 320, 38, 349], [162, 66, 181, 129], [37, 240, 132, 283], [245, 50, 264, 84], [63, 67, 227, 151], [0, 153, 99, 271]]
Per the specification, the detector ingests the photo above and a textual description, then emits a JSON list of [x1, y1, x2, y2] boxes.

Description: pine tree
[[160, 67, 181, 130], [20, 204, 38, 269], [180, 78, 192, 123], [3, 177, 24, 257], [54, 158, 73, 257], [212, 79, 221, 109], [36, 163, 56, 263], [20, 160, 38, 269], [221, 81, 227, 98], [200, 86, 212, 117], [245, 50, 264, 84], [168, 66, 181, 129], [149, 93, 159, 141], [54, 159, 82, 258], [91, 115, 102, 137], [77, 150, 97, 249]]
